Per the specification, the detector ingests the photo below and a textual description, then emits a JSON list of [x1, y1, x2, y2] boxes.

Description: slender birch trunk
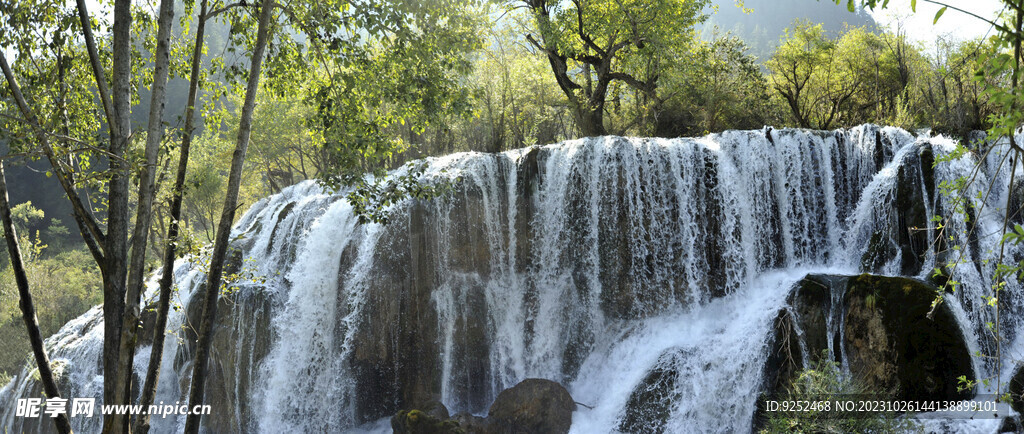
[[183, 1, 275, 432], [135, 0, 210, 431], [0, 159, 73, 434], [110, 0, 176, 428]]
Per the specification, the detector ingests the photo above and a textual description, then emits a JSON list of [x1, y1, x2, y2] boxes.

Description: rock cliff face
[[2, 125, 1022, 433], [860, 143, 936, 276]]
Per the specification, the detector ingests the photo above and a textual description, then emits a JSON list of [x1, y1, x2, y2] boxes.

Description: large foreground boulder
[[1002, 364, 1024, 419], [393, 378, 576, 434], [764, 274, 974, 402], [486, 378, 576, 434], [844, 274, 973, 401]]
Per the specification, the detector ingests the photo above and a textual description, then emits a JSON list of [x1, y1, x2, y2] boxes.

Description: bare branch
[[206, 1, 248, 21]]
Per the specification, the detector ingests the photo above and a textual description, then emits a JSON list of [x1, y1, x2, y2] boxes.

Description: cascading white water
[[3, 124, 1023, 434]]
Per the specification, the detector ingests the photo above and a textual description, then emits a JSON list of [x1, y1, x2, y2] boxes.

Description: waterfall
[[2, 125, 1022, 433]]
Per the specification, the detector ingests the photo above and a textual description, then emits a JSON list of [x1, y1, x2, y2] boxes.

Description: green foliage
[[346, 161, 460, 225], [463, 15, 576, 151], [763, 13, 1000, 136], [301, 1, 485, 190], [767, 22, 919, 129], [185, 248, 266, 297], [653, 32, 777, 135], [0, 248, 101, 379], [0, 204, 93, 380], [513, 0, 711, 135], [0, 0, 199, 232]]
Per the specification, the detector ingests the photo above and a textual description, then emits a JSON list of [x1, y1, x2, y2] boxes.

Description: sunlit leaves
[[304, 1, 484, 204], [345, 161, 459, 225]]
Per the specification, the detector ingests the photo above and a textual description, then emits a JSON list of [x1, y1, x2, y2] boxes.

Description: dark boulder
[[761, 273, 975, 416], [998, 416, 1022, 434], [843, 274, 973, 401], [390, 379, 577, 434], [619, 348, 686, 434], [1007, 364, 1024, 416], [487, 378, 576, 434], [391, 409, 463, 434], [419, 399, 451, 421]]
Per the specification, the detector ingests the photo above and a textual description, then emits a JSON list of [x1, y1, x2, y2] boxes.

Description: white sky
[[67, 0, 1010, 45], [867, 0, 1006, 43]]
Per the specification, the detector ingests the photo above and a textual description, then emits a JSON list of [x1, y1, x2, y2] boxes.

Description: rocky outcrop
[[487, 378, 576, 434], [176, 248, 276, 433], [861, 143, 936, 276], [764, 274, 974, 403], [202, 288, 275, 433], [844, 274, 973, 401], [618, 348, 687, 434], [393, 379, 575, 434]]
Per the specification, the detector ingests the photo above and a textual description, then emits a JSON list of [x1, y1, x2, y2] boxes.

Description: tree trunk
[[75, 0, 117, 138], [575, 104, 606, 137], [183, 1, 275, 432], [102, 1, 133, 433], [135, 1, 209, 432], [0, 46, 98, 434], [112, 0, 175, 427], [0, 159, 72, 434], [7, 3, 134, 433]]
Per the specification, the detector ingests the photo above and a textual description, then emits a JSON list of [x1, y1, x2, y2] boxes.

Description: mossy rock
[[763, 273, 974, 419], [843, 274, 974, 401]]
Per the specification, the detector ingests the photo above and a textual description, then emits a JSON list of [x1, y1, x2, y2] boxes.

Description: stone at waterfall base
[[392, 378, 576, 434]]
